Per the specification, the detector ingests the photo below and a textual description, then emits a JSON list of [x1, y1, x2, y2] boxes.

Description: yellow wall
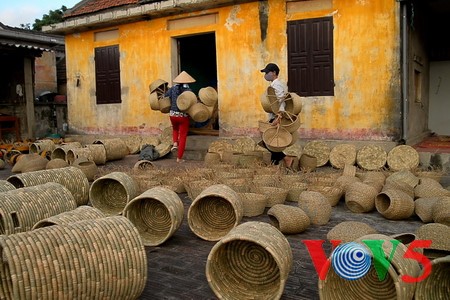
[[65, 0, 401, 140]]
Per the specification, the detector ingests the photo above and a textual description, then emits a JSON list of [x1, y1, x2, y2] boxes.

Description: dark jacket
[[165, 84, 192, 113]]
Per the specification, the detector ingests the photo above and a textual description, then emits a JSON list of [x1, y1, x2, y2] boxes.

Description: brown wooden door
[[95, 45, 121, 104]]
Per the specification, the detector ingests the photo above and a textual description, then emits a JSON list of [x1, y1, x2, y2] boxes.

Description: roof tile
[[64, 0, 139, 18]]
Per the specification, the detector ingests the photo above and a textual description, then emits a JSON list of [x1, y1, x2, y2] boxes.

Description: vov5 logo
[[302, 239, 432, 282]]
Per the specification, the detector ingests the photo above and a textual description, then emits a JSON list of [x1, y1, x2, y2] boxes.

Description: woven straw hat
[[387, 145, 419, 171], [267, 204, 310, 234], [187, 102, 210, 122], [329, 144, 357, 169], [303, 140, 331, 167], [149, 78, 168, 93], [173, 71, 196, 83], [176, 91, 197, 111], [326, 221, 378, 243], [198, 86, 218, 106], [356, 145, 387, 170]]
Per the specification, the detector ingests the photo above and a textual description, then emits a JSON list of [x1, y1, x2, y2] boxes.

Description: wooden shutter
[[95, 45, 121, 104], [288, 17, 334, 96]]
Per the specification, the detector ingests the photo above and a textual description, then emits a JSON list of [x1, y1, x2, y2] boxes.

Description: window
[[287, 17, 334, 96], [94, 45, 121, 104]]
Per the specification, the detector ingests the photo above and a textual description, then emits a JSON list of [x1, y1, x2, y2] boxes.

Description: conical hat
[[173, 71, 196, 84]]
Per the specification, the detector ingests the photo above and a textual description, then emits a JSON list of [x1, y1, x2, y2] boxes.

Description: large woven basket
[[188, 184, 243, 241], [73, 159, 98, 181], [284, 92, 302, 114], [356, 145, 387, 170], [7, 166, 89, 206], [385, 169, 419, 189], [0, 180, 15, 193], [0, 182, 77, 235], [93, 138, 129, 162], [159, 96, 171, 113], [299, 153, 317, 172], [46, 158, 69, 169], [267, 204, 310, 234], [253, 186, 288, 207], [262, 126, 292, 151], [123, 186, 184, 246], [414, 197, 439, 223], [185, 179, 214, 200], [319, 233, 420, 300], [282, 181, 308, 202], [177, 90, 197, 111], [432, 196, 450, 225], [415, 256, 450, 300], [326, 221, 378, 243], [32, 205, 105, 230], [414, 178, 450, 198], [416, 223, 450, 258], [237, 192, 268, 217], [66, 147, 94, 165], [303, 140, 331, 167], [50, 142, 82, 160], [0, 216, 147, 299], [84, 144, 108, 165], [221, 178, 249, 193], [298, 191, 332, 225], [375, 189, 415, 220], [198, 86, 218, 107], [206, 221, 292, 300], [345, 182, 378, 213], [279, 112, 301, 133], [29, 139, 56, 154], [329, 144, 357, 169], [382, 179, 415, 198], [187, 102, 211, 122], [89, 172, 139, 216], [387, 145, 420, 171], [204, 151, 221, 165], [149, 91, 160, 110], [307, 185, 344, 207]]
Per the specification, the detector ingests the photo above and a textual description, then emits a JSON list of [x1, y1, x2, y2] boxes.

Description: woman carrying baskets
[[165, 71, 196, 163]]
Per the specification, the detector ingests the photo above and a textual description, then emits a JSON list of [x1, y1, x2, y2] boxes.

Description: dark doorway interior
[[178, 33, 219, 132]]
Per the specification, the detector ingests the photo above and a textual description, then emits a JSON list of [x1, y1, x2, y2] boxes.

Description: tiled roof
[[64, 0, 139, 18]]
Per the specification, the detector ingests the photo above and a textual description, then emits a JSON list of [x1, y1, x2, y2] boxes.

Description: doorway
[[176, 33, 219, 132]]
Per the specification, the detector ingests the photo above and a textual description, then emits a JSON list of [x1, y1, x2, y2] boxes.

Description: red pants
[[170, 116, 190, 159]]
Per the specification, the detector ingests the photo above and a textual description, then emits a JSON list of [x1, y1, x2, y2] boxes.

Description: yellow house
[[44, 0, 450, 145]]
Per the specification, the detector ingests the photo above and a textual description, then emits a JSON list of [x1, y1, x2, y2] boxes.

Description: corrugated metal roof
[[0, 41, 53, 52]]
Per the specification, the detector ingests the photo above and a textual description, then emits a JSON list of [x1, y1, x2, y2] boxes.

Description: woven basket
[[329, 144, 357, 169], [204, 152, 221, 165], [29, 139, 56, 154], [11, 153, 48, 173], [149, 91, 160, 110], [206, 221, 292, 300], [319, 233, 420, 300], [415, 170, 444, 182], [0, 180, 15, 193], [32, 205, 105, 230], [299, 153, 317, 172], [177, 90, 197, 111], [73, 160, 98, 182], [267, 204, 310, 234], [253, 174, 281, 188], [262, 126, 292, 150], [252, 186, 288, 207], [159, 96, 171, 113], [93, 138, 129, 162], [342, 163, 357, 177], [258, 120, 275, 132], [375, 189, 415, 220], [7, 166, 89, 206], [308, 185, 344, 207], [46, 158, 69, 169], [198, 86, 218, 106], [345, 182, 378, 213], [298, 191, 332, 225], [123, 186, 184, 246], [414, 179, 450, 198], [133, 159, 155, 171], [0, 216, 147, 299], [237, 192, 268, 217], [84, 144, 107, 165], [326, 221, 378, 243], [279, 112, 301, 133], [188, 102, 211, 122], [361, 171, 386, 192], [382, 180, 415, 198], [416, 223, 450, 255], [50, 142, 82, 160], [188, 184, 243, 241], [221, 178, 249, 193], [0, 182, 77, 235], [385, 169, 419, 189], [89, 172, 139, 216], [356, 145, 387, 170], [185, 179, 214, 200], [387, 145, 420, 171], [415, 256, 450, 300], [238, 153, 263, 168], [284, 92, 302, 114], [303, 140, 330, 167], [334, 175, 362, 193], [149, 78, 168, 93], [282, 181, 308, 202], [432, 196, 450, 225], [414, 197, 439, 223]]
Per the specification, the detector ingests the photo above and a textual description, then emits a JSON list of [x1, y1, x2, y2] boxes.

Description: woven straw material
[[149, 91, 160, 110], [415, 169, 444, 182], [188, 184, 243, 241], [345, 182, 378, 213], [206, 221, 292, 300], [260, 89, 273, 113], [387, 145, 420, 171], [7, 166, 89, 206], [221, 151, 241, 165], [185, 179, 215, 199], [361, 171, 386, 192], [155, 142, 172, 158], [320, 233, 420, 300], [176, 90, 197, 111], [262, 86, 282, 113], [50, 142, 82, 160], [11, 153, 48, 173], [198, 86, 218, 106], [123, 135, 142, 154], [0, 216, 147, 299], [93, 138, 129, 162], [416, 223, 450, 252], [258, 120, 275, 132], [233, 137, 257, 153], [149, 78, 168, 93], [283, 143, 302, 158], [382, 180, 415, 198], [298, 191, 332, 225], [414, 197, 440, 223], [334, 175, 362, 194], [284, 92, 302, 114], [123, 186, 184, 246], [299, 153, 317, 172], [29, 139, 56, 154], [0, 180, 15, 192], [303, 140, 330, 167], [73, 160, 98, 181], [262, 126, 292, 150], [66, 147, 94, 165], [46, 158, 69, 169], [133, 159, 155, 171], [385, 169, 419, 189], [89, 172, 139, 216], [279, 112, 301, 133], [238, 153, 263, 168], [237, 192, 268, 217], [159, 96, 171, 113], [267, 204, 310, 234], [82, 144, 107, 165], [253, 174, 282, 188], [221, 178, 249, 193], [329, 144, 357, 169], [375, 189, 415, 220], [252, 186, 288, 207], [140, 136, 161, 148], [188, 102, 211, 122], [356, 145, 387, 170], [342, 164, 357, 177], [0, 182, 77, 235], [282, 181, 308, 202], [204, 152, 221, 165], [32, 205, 105, 229], [415, 256, 450, 300], [307, 185, 344, 207], [326, 221, 378, 243], [414, 178, 450, 198], [208, 139, 234, 159], [432, 196, 450, 225]]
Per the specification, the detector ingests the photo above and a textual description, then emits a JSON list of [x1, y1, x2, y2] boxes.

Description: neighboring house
[[43, 0, 450, 145], [0, 23, 66, 140]]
